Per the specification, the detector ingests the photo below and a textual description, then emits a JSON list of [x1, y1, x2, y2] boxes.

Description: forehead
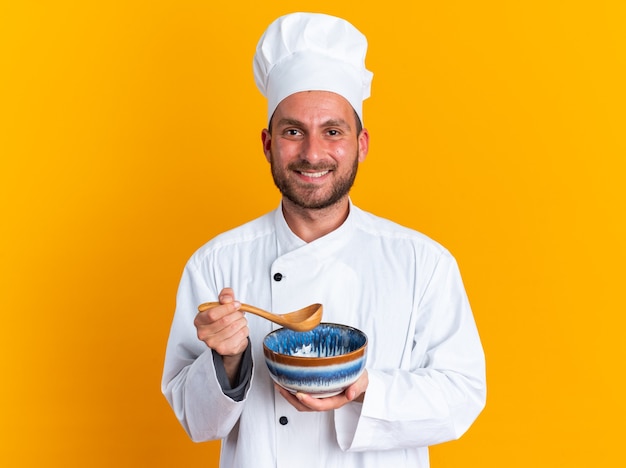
[[272, 91, 356, 127]]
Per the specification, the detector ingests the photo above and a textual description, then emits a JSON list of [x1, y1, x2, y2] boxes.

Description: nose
[[301, 134, 324, 162]]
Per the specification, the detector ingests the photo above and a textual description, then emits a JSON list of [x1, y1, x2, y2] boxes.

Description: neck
[[281, 197, 350, 243]]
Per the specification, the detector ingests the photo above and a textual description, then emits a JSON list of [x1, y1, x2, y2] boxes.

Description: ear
[[261, 128, 272, 163], [357, 128, 369, 163]]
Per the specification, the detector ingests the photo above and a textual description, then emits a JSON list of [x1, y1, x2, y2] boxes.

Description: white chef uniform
[[161, 202, 486, 468]]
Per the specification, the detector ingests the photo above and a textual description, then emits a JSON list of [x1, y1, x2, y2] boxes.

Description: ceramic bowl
[[263, 323, 368, 398]]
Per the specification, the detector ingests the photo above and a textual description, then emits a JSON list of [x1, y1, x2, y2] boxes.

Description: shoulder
[[351, 205, 449, 256], [187, 210, 276, 268]]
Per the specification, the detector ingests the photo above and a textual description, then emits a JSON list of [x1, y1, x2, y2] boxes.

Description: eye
[[326, 129, 342, 137], [284, 128, 302, 136]]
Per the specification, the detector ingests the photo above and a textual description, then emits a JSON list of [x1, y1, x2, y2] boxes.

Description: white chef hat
[[253, 12, 373, 124]]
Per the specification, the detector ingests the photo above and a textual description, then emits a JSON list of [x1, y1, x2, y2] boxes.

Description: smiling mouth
[[298, 170, 330, 178]]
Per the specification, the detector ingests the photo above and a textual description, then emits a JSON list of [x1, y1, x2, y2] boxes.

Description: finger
[[197, 311, 246, 341], [346, 370, 369, 402], [218, 315, 249, 343], [218, 287, 235, 304], [295, 392, 349, 411], [211, 322, 250, 356], [201, 316, 249, 355], [196, 301, 241, 326], [275, 385, 313, 412]]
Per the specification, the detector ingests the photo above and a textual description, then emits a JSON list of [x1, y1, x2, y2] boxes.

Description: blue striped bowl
[[263, 323, 368, 398]]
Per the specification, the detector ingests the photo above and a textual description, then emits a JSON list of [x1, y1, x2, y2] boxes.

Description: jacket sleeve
[[335, 252, 486, 451], [160, 257, 249, 442]]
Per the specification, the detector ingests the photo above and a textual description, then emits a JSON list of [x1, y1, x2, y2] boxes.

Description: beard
[[269, 153, 359, 210]]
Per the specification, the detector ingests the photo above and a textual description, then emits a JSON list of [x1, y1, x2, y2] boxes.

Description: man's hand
[[194, 288, 249, 384], [275, 370, 369, 412]]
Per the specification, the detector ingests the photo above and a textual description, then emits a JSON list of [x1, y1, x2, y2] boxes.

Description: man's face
[[261, 91, 369, 210]]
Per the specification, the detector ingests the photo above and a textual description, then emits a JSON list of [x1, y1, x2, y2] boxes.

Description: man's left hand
[[275, 370, 368, 412]]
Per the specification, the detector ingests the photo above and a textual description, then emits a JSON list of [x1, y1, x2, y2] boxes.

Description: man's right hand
[[194, 288, 249, 384]]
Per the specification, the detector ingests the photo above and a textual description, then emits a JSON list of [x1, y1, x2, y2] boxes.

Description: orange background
[[1, 1, 625, 466]]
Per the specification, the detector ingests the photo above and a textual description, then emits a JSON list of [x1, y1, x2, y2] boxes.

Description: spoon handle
[[197, 301, 282, 322]]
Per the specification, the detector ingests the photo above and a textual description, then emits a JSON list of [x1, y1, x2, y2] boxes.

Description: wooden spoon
[[197, 301, 323, 332]]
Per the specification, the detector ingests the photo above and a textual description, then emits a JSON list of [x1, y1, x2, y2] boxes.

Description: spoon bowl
[[197, 301, 323, 332]]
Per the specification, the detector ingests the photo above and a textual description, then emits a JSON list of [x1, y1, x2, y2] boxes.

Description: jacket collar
[[273, 199, 358, 259]]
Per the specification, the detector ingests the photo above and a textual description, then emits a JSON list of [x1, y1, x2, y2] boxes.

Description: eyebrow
[[275, 117, 352, 129]]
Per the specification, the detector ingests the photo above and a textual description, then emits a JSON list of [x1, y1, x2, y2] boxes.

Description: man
[[162, 12, 486, 467]]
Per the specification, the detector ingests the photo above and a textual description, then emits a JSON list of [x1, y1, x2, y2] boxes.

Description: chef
[[161, 12, 486, 468]]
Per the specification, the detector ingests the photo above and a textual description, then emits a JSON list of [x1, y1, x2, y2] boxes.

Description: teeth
[[300, 171, 329, 178]]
